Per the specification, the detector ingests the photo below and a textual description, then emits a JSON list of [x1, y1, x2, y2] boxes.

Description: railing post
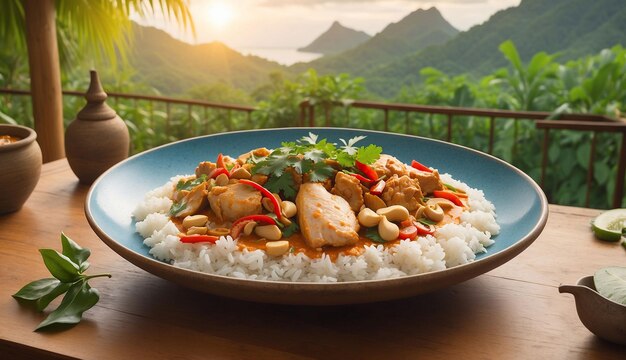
[[541, 128, 549, 191], [488, 116, 495, 154], [585, 132, 597, 208], [447, 114, 452, 142], [384, 109, 389, 132], [309, 104, 315, 127], [614, 131, 626, 208]]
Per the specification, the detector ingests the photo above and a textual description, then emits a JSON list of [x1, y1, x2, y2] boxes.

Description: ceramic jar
[[65, 70, 129, 184], [0, 124, 42, 214]]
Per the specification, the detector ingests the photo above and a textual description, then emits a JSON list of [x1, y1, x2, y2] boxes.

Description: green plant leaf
[[594, 266, 626, 306], [36, 282, 73, 312], [35, 281, 100, 331], [61, 233, 91, 268], [13, 278, 61, 301], [39, 249, 80, 283]]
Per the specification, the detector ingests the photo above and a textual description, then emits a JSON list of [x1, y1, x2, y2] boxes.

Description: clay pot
[[65, 70, 129, 184], [0, 124, 42, 214]]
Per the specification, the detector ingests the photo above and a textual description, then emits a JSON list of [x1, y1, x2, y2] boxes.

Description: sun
[[208, 1, 234, 28]]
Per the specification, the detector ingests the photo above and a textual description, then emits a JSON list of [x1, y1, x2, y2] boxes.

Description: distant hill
[[292, 7, 458, 76], [298, 21, 371, 55], [364, 0, 626, 96], [129, 23, 286, 95]]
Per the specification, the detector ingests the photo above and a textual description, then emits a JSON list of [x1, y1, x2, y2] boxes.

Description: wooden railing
[[299, 99, 626, 208], [3, 88, 625, 208]]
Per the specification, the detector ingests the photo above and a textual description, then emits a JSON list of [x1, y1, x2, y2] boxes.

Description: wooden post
[[24, 0, 65, 162]]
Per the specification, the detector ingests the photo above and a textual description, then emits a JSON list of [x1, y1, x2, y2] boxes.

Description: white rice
[[132, 173, 500, 282]]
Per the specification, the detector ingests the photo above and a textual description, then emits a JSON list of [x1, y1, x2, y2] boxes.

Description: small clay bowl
[[559, 276, 626, 345], [0, 124, 42, 214]]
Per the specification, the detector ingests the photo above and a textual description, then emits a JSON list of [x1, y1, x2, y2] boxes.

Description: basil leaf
[[418, 218, 437, 226], [39, 249, 80, 283], [36, 281, 100, 331], [365, 227, 387, 243], [36, 282, 73, 312], [13, 278, 61, 301], [169, 201, 187, 216], [594, 266, 626, 306], [61, 233, 91, 269]]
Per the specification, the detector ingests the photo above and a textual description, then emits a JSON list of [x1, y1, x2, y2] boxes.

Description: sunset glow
[[207, 1, 234, 28]]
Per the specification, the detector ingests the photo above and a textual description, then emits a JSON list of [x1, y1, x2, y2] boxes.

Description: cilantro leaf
[[308, 162, 335, 182], [303, 149, 327, 162], [169, 201, 187, 216], [264, 172, 297, 199], [339, 135, 367, 155], [299, 132, 318, 145], [175, 174, 207, 192], [282, 221, 299, 238], [356, 144, 382, 165], [253, 153, 298, 177]]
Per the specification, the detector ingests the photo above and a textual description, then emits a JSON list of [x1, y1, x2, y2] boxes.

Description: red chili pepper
[[216, 153, 226, 169], [399, 225, 418, 240], [411, 160, 433, 173], [370, 180, 386, 196], [355, 160, 379, 181], [179, 234, 220, 244], [238, 179, 283, 220], [209, 167, 229, 179], [230, 214, 277, 239], [414, 222, 435, 236], [433, 190, 464, 207], [346, 172, 372, 184]]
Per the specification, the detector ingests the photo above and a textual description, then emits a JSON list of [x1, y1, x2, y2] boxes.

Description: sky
[[133, 0, 522, 49]]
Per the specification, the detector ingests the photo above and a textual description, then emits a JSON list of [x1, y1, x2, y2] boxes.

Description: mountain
[[292, 7, 458, 76], [129, 23, 286, 95], [364, 0, 626, 96], [298, 21, 371, 55]]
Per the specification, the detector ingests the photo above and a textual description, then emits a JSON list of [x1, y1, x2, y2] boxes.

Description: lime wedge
[[591, 209, 626, 242]]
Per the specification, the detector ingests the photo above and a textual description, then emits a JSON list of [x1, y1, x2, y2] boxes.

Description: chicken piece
[[296, 183, 360, 248], [372, 154, 410, 178], [331, 172, 364, 212], [175, 182, 208, 218], [408, 168, 444, 194], [381, 174, 424, 212], [195, 161, 216, 177], [237, 147, 271, 165], [208, 183, 262, 222]]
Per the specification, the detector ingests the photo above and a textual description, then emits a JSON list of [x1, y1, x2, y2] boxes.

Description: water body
[[236, 47, 323, 66]]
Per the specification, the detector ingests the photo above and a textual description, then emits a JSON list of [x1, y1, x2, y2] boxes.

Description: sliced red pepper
[[411, 160, 433, 173], [238, 179, 283, 220], [230, 214, 277, 239], [399, 225, 418, 240], [216, 153, 226, 169], [209, 167, 229, 179], [179, 234, 220, 244], [346, 172, 372, 184], [433, 190, 464, 207], [370, 180, 386, 196], [355, 160, 379, 181], [414, 222, 435, 236]]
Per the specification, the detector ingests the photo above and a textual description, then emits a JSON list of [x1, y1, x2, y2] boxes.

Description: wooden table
[[1, 159, 625, 359]]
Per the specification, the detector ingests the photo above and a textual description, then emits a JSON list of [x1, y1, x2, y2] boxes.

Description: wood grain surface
[[1, 160, 624, 359]]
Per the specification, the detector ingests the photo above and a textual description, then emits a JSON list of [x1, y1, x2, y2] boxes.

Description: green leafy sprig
[[251, 133, 382, 199], [13, 233, 111, 331]]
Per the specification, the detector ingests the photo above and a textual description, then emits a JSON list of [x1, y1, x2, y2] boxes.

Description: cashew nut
[[414, 204, 426, 219], [265, 240, 290, 257], [358, 208, 382, 227], [262, 193, 282, 213], [426, 198, 457, 209], [207, 227, 230, 236], [378, 216, 400, 241], [230, 167, 251, 179], [281, 201, 297, 218], [215, 173, 229, 186], [243, 221, 257, 236], [364, 193, 386, 211], [182, 214, 208, 228], [254, 224, 282, 241], [424, 203, 444, 222], [187, 226, 208, 235], [376, 205, 409, 222]]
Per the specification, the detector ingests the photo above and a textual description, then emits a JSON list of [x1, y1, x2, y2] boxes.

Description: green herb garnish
[[13, 233, 110, 331], [418, 218, 438, 226], [169, 201, 187, 216], [365, 227, 387, 243], [175, 174, 208, 192], [282, 221, 299, 238], [251, 133, 381, 199]]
